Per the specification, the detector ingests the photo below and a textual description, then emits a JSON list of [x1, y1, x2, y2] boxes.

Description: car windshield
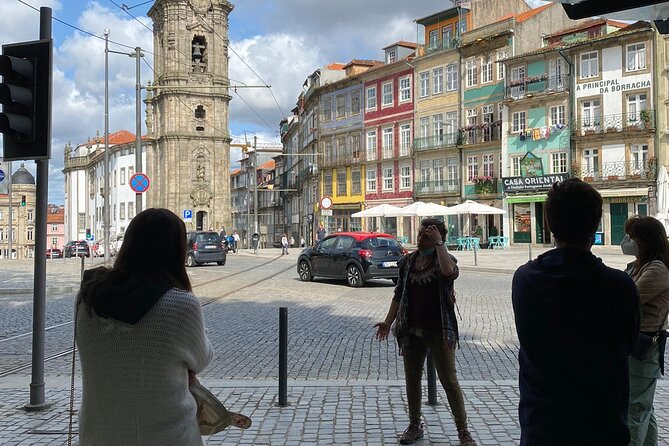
[[197, 233, 220, 243], [363, 237, 401, 249]]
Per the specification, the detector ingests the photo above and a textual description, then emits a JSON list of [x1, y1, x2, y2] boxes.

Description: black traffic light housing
[[20, 195, 26, 206], [0, 38, 52, 161]]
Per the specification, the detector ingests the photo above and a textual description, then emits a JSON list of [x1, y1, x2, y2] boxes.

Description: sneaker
[[399, 422, 424, 445], [457, 428, 477, 446]]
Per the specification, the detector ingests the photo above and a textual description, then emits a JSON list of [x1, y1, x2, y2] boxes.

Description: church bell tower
[[146, 0, 233, 231]]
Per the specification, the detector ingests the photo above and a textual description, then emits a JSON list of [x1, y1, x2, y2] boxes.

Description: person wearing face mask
[[622, 216, 669, 446], [374, 218, 477, 446]]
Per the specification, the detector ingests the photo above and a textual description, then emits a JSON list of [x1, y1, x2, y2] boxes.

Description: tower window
[[192, 36, 207, 73], [195, 105, 206, 119]]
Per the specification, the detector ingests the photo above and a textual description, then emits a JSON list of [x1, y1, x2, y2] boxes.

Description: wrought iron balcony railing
[[572, 110, 655, 136], [573, 159, 656, 181], [505, 74, 569, 99], [321, 152, 364, 168], [458, 123, 502, 145], [413, 133, 458, 152], [414, 179, 460, 195], [420, 37, 459, 55]]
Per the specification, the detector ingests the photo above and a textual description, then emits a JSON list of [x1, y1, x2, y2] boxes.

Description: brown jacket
[[631, 260, 669, 332]]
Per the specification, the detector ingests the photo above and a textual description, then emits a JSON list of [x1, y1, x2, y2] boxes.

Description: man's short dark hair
[[545, 178, 602, 244], [420, 218, 447, 241]]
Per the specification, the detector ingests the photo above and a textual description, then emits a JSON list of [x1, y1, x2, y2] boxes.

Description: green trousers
[[628, 345, 662, 446], [402, 332, 467, 429]]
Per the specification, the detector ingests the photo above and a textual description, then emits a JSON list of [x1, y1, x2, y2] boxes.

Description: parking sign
[[183, 209, 193, 222]]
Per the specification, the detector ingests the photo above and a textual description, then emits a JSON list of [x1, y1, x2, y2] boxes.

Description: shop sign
[[502, 174, 568, 192], [602, 196, 646, 204]]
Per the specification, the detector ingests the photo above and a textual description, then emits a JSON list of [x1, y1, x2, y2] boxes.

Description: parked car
[[296, 232, 407, 287], [64, 240, 90, 258], [186, 231, 226, 267], [46, 248, 63, 259]]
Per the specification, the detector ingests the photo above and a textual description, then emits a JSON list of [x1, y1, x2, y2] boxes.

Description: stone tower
[[146, 0, 233, 231]]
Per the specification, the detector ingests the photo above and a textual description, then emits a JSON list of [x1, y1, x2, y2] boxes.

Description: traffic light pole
[[26, 6, 53, 412]]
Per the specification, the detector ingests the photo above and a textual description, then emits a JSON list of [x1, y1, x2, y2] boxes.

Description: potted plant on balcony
[[473, 176, 496, 195], [640, 109, 653, 129]]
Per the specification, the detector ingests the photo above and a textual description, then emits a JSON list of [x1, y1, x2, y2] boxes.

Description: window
[[323, 172, 333, 196], [458, 19, 467, 35], [128, 203, 135, 219], [366, 130, 377, 160], [120, 167, 126, 185], [120, 202, 126, 220], [511, 156, 522, 176], [580, 51, 599, 79], [429, 29, 439, 49], [498, 102, 504, 121], [582, 100, 601, 126], [483, 154, 495, 178], [627, 43, 646, 72], [467, 156, 478, 182], [481, 55, 493, 83], [631, 144, 649, 173], [366, 86, 376, 110], [337, 137, 347, 159], [113, 170, 117, 188], [382, 127, 394, 159], [366, 168, 377, 192], [51, 237, 58, 246], [550, 105, 565, 126], [128, 166, 134, 178], [433, 159, 444, 183], [383, 166, 393, 191], [322, 97, 332, 121], [351, 91, 361, 115], [400, 124, 411, 157], [351, 134, 361, 160], [400, 165, 411, 189], [387, 49, 396, 63], [433, 114, 444, 143], [627, 93, 647, 122], [446, 63, 458, 91], [337, 170, 347, 196], [433, 68, 443, 94], [420, 71, 430, 97], [482, 105, 494, 141], [512, 111, 526, 133], [466, 59, 477, 87], [447, 157, 458, 188], [27, 228, 33, 241], [51, 224, 58, 231], [442, 25, 453, 49], [549, 58, 565, 90], [445, 111, 458, 144], [420, 160, 431, 182], [510, 66, 526, 98], [551, 152, 568, 173], [27, 210, 34, 221], [324, 141, 333, 164], [399, 76, 411, 102], [420, 117, 430, 138], [336, 95, 346, 118], [497, 50, 508, 80], [583, 149, 599, 176], [382, 82, 393, 106], [351, 169, 361, 194]]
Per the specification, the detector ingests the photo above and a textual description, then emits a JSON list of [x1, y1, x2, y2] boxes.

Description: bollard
[[528, 243, 532, 261], [80, 255, 85, 282], [473, 243, 478, 266], [278, 307, 288, 406], [426, 351, 438, 406]]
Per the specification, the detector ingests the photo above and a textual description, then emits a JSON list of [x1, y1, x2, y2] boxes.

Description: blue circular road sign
[[130, 173, 150, 193], [0, 170, 5, 182]]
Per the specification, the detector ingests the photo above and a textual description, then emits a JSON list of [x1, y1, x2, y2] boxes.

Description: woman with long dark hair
[[76, 208, 212, 445], [622, 216, 669, 445]]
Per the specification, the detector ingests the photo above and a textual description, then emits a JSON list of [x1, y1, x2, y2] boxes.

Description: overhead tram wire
[[122, 0, 153, 10], [231, 89, 280, 136]]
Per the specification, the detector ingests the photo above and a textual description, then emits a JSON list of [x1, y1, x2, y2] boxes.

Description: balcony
[[573, 159, 656, 182], [572, 110, 655, 137], [413, 133, 458, 153], [458, 122, 502, 146], [320, 152, 364, 168], [414, 180, 460, 196], [505, 74, 569, 100], [419, 37, 459, 56]]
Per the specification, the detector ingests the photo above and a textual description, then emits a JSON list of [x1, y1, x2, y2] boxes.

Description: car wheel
[[347, 264, 364, 288], [298, 260, 313, 282], [391, 278, 398, 285], [217, 261, 225, 266], [186, 254, 196, 267]]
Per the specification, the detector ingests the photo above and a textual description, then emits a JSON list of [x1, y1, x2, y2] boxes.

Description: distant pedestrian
[[76, 208, 213, 446], [281, 234, 289, 255], [337, 226, 343, 233], [300, 236, 306, 248], [622, 216, 669, 445], [289, 236, 295, 248], [232, 230, 240, 251], [219, 226, 226, 238], [316, 225, 326, 242], [512, 178, 640, 445], [374, 218, 477, 446]]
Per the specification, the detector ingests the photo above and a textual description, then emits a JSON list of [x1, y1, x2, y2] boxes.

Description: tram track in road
[[0, 255, 295, 378]]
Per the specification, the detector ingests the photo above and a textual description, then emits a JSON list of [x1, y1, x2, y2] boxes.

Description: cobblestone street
[[0, 248, 668, 444]]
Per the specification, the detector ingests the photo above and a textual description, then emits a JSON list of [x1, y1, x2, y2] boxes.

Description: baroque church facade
[[63, 0, 233, 242]]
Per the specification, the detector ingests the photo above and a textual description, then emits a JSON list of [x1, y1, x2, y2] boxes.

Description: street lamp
[[104, 28, 110, 265]]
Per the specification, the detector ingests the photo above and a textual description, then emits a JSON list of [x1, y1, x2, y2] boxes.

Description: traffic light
[[20, 195, 26, 206], [86, 228, 91, 239], [0, 38, 52, 161]]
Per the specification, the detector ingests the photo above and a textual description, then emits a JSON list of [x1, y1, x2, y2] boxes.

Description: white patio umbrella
[[391, 201, 457, 217], [351, 203, 402, 217], [655, 165, 669, 233], [448, 200, 506, 215]]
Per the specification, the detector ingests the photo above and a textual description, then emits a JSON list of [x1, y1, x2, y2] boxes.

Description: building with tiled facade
[[0, 165, 36, 259]]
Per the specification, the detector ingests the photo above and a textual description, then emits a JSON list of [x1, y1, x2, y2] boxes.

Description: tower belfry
[[146, 0, 233, 231]]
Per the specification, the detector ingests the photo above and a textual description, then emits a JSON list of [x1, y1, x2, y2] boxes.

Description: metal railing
[[573, 160, 656, 181], [413, 133, 459, 152], [458, 123, 502, 145], [421, 37, 459, 55], [414, 180, 460, 195], [572, 110, 655, 136], [505, 74, 569, 99]]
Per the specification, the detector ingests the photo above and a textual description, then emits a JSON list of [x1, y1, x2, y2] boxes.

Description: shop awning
[[505, 194, 548, 204], [598, 188, 648, 198]]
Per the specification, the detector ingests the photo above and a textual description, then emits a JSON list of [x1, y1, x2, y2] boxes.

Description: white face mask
[[620, 235, 639, 257]]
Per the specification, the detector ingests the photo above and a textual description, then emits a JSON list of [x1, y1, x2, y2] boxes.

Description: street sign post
[[129, 173, 150, 193], [183, 209, 193, 222]]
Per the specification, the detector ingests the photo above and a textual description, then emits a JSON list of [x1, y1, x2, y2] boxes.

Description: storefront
[[502, 173, 568, 245], [599, 188, 650, 245]]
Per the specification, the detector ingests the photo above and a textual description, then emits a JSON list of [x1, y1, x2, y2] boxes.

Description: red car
[[46, 248, 63, 259]]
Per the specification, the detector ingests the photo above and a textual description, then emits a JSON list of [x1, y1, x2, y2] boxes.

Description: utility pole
[[103, 29, 110, 265], [254, 136, 258, 236], [132, 47, 143, 216], [7, 160, 12, 259]]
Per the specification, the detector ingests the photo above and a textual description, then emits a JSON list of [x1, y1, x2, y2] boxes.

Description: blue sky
[[1, 0, 546, 204]]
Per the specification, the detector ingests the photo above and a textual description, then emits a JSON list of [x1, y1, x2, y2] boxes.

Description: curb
[[0, 286, 79, 296]]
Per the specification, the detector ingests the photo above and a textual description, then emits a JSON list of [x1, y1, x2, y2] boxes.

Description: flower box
[[583, 176, 594, 182], [607, 175, 619, 181]]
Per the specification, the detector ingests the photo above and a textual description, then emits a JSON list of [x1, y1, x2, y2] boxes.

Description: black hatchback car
[[296, 232, 407, 287], [64, 240, 90, 258], [186, 231, 226, 267]]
